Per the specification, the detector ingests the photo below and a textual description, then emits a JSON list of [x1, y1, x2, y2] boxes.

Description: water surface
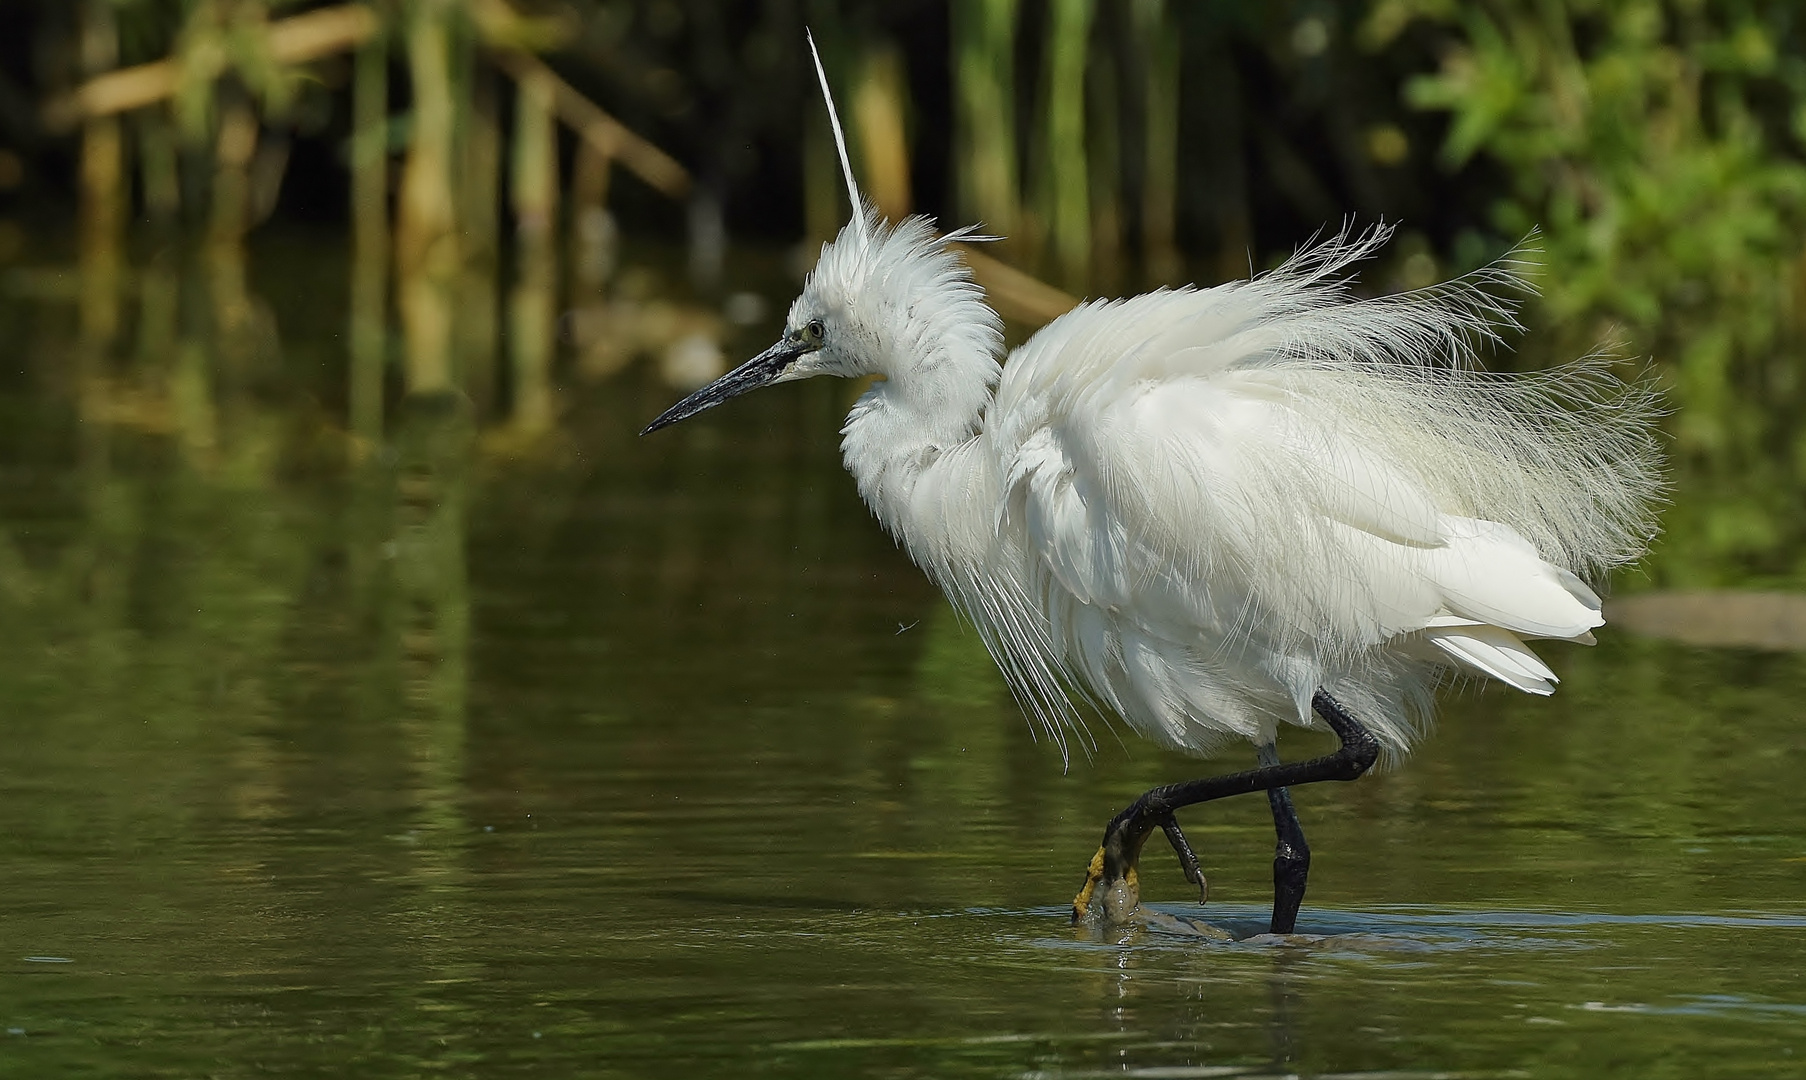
[[2, 235, 1804, 1078]]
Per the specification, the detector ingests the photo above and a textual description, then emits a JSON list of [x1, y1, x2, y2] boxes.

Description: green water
[[3, 238, 1805, 1078]]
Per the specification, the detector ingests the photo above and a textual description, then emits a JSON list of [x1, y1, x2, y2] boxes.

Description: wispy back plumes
[[954, 224, 1665, 760]]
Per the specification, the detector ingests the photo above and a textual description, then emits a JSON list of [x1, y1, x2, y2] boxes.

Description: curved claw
[[1072, 802, 1211, 927], [1158, 814, 1209, 904]]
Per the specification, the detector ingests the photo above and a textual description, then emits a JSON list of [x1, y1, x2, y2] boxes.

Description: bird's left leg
[[1260, 741, 1312, 936], [1072, 690, 1376, 927]]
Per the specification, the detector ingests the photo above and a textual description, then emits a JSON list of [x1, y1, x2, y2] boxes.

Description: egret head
[[642, 209, 999, 435], [642, 33, 1001, 437]]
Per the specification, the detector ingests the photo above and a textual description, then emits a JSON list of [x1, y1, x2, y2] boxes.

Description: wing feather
[[975, 225, 1661, 755]]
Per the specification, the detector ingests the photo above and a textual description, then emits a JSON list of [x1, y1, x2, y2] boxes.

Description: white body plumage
[[644, 35, 1662, 769], [814, 213, 1661, 762]]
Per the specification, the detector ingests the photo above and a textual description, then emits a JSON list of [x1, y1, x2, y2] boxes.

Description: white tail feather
[[1425, 624, 1559, 694]]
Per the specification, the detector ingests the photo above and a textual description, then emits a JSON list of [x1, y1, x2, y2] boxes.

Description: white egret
[[644, 36, 1664, 934]]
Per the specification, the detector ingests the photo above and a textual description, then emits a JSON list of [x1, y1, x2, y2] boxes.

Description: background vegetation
[[0, 0, 1804, 586]]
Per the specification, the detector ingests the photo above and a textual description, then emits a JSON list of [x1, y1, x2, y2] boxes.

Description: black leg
[[1266, 785, 1310, 934], [1072, 689, 1377, 925]]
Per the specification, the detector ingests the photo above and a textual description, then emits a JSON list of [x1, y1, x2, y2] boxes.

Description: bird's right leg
[[1071, 690, 1376, 928]]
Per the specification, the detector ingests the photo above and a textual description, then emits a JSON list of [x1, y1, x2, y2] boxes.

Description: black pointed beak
[[641, 337, 812, 435]]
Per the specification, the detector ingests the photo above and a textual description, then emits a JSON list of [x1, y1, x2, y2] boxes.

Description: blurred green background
[[4, 0, 1805, 583]]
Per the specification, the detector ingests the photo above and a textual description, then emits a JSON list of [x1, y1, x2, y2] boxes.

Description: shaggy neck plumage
[[840, 315, 999, 547], [812, 214, 1005, 548]]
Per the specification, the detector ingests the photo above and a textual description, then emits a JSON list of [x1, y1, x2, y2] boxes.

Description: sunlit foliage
[[1374, 0, 1806, 586]]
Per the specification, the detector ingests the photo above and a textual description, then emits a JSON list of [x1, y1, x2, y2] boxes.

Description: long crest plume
[[806, 29, 868, 242]]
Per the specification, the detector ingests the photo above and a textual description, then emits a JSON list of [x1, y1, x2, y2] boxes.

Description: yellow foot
[[1071, 845, 1141, 926], [1070, 846, 1107, 923]]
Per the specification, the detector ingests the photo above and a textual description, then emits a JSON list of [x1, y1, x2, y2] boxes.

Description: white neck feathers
[[820, 218, 1003, 549]]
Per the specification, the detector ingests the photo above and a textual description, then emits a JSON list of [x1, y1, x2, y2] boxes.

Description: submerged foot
[[1071, 696, 1377, 933], [1070, 806, 1206, 926], [1070, 844, 1140, 925]]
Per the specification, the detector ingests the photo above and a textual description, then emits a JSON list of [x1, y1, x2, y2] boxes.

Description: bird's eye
[[801, 319, 825, 347]]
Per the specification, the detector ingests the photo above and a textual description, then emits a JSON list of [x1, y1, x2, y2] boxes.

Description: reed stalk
[[352, 33, 389, 265], [79, 0, 122, 351], [136, 109, 181, 226], [510, 71, 558, 242], [952, 0, 1019, 240], [1087, 38, 1122, 293], [852, 42, 911, 220], [508, 68, 557, 434], [350, 30, 389, 444], [79, 115, 123, 346], [209, 98, 257, 253], [1133, 0, 1181, 284], [457, 63, 500, 266], [459, 64, 502, 422], [1039, 0, 1095, 287], [397, 0, 459, 396]]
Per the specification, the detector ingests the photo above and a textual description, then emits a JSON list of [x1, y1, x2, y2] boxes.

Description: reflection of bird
[[644, 35, 1664, 935]]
